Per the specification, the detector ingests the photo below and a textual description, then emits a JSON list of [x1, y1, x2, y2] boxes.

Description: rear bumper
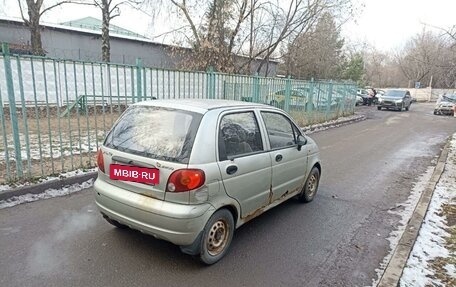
[[94, 178, 215, 246]]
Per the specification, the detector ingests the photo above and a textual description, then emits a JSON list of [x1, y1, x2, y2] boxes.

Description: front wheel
[[297, 167, 320, 203], [199, 209, 234, 265], [377, 106, 382, 111]]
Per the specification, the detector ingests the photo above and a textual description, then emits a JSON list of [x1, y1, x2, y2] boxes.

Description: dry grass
[[0, 107, 123, 184]]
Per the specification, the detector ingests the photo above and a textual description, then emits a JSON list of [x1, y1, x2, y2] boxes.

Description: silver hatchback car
[[94, 100, 321, 264]]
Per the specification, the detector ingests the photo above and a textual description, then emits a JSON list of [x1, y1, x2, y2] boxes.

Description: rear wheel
[[199, 209, 234, 265], [297, 167, 320, 203]]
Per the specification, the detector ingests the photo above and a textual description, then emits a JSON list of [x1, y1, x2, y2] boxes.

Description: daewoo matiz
[[94, 100, 321, 264]]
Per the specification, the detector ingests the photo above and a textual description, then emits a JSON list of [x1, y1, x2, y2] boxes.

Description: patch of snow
[[400, 134, 456, 287], [0, 168, 96, 191], [0, 179, 94, 209], [0, 185, 12, 191], [303, 114, 365, 134], [0, 131, 103, 162], [444, 264, 456, 278]]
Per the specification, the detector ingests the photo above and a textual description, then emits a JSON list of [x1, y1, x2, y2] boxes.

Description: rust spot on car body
[[243, 206, 267, 223], [268, 184, 273, 204], [242, 183, 305, 223]]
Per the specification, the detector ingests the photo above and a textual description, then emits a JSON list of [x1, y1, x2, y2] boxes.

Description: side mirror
[[297, 135, 307, 151]]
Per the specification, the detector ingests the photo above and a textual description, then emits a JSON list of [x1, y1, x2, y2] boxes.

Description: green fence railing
[[0, 43, 357, 183]]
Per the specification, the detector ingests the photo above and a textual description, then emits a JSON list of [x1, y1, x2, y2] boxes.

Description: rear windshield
[[104, 106, 202, 163]]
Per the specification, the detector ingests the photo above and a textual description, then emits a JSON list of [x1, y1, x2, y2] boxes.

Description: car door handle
[[275, 154, 283, 162], [226, 165, 238, 175]]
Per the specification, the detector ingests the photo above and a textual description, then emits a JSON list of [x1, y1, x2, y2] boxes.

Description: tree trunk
[[101, 1, 110, 62], [30, 20, 44, 55], [27, 2, 44, 56]]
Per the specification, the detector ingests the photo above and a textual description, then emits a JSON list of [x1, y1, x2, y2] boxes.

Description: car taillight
[[97, 148, 105, 173], [167, 169, 205, 192]]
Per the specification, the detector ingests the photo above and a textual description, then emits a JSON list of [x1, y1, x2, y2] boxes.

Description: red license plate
[[110, 164, 159, 185]]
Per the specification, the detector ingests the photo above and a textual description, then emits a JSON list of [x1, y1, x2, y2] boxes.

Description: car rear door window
[[219, 112, 263, 160], [261, 112, 297, 149]]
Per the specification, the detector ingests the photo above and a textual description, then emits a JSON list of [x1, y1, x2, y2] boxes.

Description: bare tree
[[17, 0, 90, 55], [242, 0, 354, 74], [396, 30, 448, 87], [283, 12, 344, 79], [165, 0, 250, 72], [152, 0, 353, 74], [94, 0, 125, 62]]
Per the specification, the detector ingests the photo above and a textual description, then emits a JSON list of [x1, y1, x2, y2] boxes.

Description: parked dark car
[[377, 89, 412, 111]]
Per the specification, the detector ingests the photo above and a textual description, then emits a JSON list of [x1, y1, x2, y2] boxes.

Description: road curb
[[377, 139, 450, 287], [0, 171, 98, 201], [302, 114, 366, 134]]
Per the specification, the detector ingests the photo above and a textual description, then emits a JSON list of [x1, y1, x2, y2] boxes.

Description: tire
[[405, 104, 410, 111], [377, 106, 382, 111], [297, 167, 320, 203], [103, 215, 129, 229], [199, 209, 234, 265], [434, 110, 438, 115]]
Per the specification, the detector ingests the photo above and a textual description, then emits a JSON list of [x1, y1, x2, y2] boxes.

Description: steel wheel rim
[[206, 219, 229, 256], [306, 174, 318, 197]]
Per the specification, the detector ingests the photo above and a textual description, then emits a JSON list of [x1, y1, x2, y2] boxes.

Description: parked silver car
[[434, 94, 456, 116], [94, 100, 321, 264], [377, 89, 412, 111]]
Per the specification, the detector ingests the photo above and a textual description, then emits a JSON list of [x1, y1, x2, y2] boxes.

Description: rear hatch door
[[101, 105, 202, 201]]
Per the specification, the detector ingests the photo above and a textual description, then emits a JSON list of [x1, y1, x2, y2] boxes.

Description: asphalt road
[[1, 103, 455, 287]]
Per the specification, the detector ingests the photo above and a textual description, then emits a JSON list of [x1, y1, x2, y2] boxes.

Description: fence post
[[136, 58, 143, 102], [307, 78, 314, 112], [2, 43, 23, 178], [206, 66, 215, 99], [284, 76, 291, 112], [252, 72, 260, 103], [326, 80, 333, 117]]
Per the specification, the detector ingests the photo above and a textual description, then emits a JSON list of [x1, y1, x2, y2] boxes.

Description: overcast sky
[[1, 0, 455, 52]]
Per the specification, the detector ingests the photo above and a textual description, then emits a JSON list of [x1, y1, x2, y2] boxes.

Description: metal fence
[[0, 43, 357, 183]]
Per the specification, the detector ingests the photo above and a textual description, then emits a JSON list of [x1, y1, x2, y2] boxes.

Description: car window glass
[[219, 112, 263, 160], [261, 112, 296, 149], [104, 106, 201, 163]]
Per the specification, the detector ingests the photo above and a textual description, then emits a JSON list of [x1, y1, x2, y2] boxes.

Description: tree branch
[[17, 0, 30, 25], [40, 0, 94, 16], [170, 0, 200, 47]]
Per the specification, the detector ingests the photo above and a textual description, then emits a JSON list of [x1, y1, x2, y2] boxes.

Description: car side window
[[219, 112, 264, 160], [261, 112, 297, 149]]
